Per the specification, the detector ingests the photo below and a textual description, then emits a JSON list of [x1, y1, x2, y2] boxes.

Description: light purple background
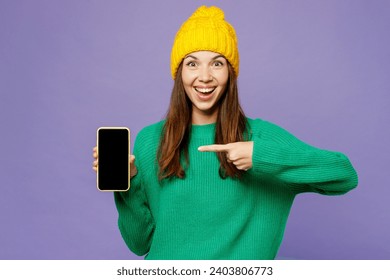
[[1, 0, 389, 260]]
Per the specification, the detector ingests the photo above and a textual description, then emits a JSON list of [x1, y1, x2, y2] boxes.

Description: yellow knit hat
[[170, 5, 239, 79]]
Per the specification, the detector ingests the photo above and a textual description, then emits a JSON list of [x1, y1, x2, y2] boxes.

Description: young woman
[[92, 6, 358, 260]]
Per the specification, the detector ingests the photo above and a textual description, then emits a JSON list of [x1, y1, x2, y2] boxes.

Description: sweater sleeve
[[250, 119, 358, 195], [113, 133, 155, 256]]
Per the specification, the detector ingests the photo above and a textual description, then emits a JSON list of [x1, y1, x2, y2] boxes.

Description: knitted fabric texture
[[114, 118, 358, 259], [170, 5, 239, 79]]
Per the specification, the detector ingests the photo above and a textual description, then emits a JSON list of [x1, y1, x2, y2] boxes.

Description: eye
[[213, 61, 224, 67], [186, 61, 197, 67]]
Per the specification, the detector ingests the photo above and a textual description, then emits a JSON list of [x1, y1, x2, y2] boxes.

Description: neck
[[191, 108, 218, 125]]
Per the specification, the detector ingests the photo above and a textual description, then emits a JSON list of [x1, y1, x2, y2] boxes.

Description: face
[[181, 51, 229, 124]]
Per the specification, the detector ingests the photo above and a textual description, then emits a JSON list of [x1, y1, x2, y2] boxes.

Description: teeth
[[195, 87, 215, 93]]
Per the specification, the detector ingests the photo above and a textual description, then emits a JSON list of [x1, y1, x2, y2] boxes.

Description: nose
[[198, 66, 213, 82]]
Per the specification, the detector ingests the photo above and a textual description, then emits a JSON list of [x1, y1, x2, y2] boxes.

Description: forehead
[[184, 50, 226, 60]]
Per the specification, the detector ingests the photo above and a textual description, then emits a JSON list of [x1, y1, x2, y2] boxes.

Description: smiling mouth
[[194, 87, 216, 94]]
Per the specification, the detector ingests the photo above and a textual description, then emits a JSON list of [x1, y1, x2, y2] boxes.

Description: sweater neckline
[[191, 122, 216, 139]]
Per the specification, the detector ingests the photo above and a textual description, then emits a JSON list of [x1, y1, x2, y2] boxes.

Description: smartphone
[[97, 127, 130, 191]]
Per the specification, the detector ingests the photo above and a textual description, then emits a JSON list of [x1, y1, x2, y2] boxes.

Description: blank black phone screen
[[97, 128, 129, 191]]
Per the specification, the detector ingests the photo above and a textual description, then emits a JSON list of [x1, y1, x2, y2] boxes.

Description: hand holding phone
[[92, 148, 137, 177], [94, 127, 135, 191]]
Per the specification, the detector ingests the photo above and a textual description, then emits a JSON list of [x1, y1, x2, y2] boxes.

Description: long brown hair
[[157, 61, 248, 180]]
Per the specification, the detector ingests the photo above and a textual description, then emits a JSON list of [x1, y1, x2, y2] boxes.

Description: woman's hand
[[198, 141, 253, 171], [92, 146, 138, 178]]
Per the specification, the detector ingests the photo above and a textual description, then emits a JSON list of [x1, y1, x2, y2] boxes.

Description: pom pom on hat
[[170, 6, 239, 79]]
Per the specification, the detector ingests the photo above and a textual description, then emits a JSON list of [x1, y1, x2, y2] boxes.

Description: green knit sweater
[[114, 118, 358, 260]]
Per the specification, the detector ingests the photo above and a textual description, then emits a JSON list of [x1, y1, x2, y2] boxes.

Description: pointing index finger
[[198, 144, 229, 152]]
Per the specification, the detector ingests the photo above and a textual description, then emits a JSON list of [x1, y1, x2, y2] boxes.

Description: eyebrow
[[184, 54, 225, 60]]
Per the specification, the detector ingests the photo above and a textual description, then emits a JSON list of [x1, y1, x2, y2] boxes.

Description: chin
[[194, 104, 217, 115]]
